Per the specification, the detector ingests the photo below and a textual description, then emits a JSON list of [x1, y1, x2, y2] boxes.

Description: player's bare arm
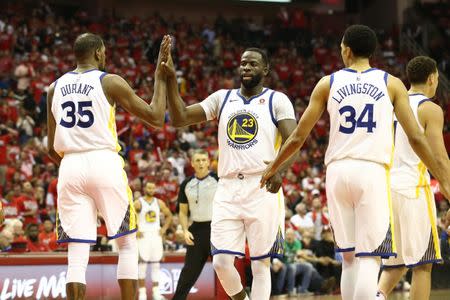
[[46, 83, 62, 166], [162, 41, 207, 127], [260, 76, 329, 187], [419, 101, 449, 167], [159, 200, 173, 236], [133, 199, 142, 213], [389, 75, 450, 198], [179, 203, 194, 245], [263, 118, 297, 193], [101, 35, 170, 128]]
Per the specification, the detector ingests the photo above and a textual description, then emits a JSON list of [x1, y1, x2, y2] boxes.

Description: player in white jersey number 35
[[47, 33, 171, 299]]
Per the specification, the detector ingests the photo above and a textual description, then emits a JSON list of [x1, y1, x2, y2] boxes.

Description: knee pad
[[66, 243, 90, 284], [116, 233, 138, 279]]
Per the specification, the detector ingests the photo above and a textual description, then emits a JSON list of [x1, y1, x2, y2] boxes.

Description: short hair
[[73, 33, 104, 60], [406, 56, 437, 84], [243, 47, 269, 67], [342, 25, 377, 58], [191, 149, 209, 158]]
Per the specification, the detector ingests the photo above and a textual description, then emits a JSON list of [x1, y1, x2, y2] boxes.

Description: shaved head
[[73, 33, 104, 61]]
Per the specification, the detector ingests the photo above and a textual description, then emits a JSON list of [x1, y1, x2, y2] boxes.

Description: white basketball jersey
[[325, 68, 394, 166], [51, 69, 120, 155], [200, 88, 296, 177], [137, 197, 161, 232], [391, 93, 430, 195]]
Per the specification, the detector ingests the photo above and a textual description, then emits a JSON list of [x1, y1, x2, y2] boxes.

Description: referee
[[173, 149, 218, 300]]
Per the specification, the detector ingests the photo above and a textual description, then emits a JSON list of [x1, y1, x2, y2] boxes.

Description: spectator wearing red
[[26, 223, 50, 252], [15, 181, 39, 227], [38, 219, 57, 250], [1, 194, 19, 221], [155, 169, 179, 212]]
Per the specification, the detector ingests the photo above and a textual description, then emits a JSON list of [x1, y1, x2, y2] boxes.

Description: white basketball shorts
[[56, 149, 136, 243], [211, 174, 285, 260], [326, 159, 396, 258], [137, 230, 163, 263], [383, 186, 442, 268]]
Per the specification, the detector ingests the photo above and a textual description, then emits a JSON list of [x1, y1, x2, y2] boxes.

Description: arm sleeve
[[177, 177, 191, 204], [275, 92, 296, 121], [199, 90, 223, 121]]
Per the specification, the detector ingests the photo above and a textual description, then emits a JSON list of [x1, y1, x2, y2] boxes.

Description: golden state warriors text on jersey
[[226, 109, 259, 149], [199, 88, 295, 177]]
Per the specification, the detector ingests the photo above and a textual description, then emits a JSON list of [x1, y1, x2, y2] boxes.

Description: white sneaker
[[403, 281, 411, 291]]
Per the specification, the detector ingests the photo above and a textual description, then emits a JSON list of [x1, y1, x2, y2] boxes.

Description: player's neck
[[144, 195, 154, 202], [409, 86, 430, 98], [240, 85, 264, 99], [347, 59, 371, 72], [74, 62, 99, 73]]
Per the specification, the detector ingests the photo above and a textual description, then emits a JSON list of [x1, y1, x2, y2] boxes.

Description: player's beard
[[241, 73, 263, 89]]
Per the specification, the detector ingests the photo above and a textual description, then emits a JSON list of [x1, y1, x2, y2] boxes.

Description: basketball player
[[376, 56, 448, 300], [46, 33, 170, 299], [162, 40, 297, 300], [260, 25, 450, 299], [135, 182, 173, 300]]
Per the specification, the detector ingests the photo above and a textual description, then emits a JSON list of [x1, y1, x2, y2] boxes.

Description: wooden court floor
[[270, 289, 450, 299]]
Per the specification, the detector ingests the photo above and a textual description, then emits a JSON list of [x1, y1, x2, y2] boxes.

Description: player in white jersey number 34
[[261, 25, 450, 300]]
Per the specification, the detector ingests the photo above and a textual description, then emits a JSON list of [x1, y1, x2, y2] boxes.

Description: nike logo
[[229, 99, 239, 102]]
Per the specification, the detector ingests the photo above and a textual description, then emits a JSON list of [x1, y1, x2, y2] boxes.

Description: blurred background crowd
[[0, 0, 449, 295]]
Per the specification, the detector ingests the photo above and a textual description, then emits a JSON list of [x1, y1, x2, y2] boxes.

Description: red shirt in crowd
[[26, 239, 51, 252], [38, 231, 58, 251], [1, 198, 19, 219], [15, 195, 39, 226]]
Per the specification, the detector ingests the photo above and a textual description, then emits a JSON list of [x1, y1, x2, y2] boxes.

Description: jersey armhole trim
[[418, 99, 432, 107], [218, 89, 233, 121], [384, 72, 388, 86], [100, 72, 108, 82], [53, 80, 58, 89], [330, 73, 335, 89], [269, 90, 277, 126]]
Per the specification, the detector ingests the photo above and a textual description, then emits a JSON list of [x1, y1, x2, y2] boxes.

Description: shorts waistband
[[221, 172, 263, 180], [63, 148, 118, 156]]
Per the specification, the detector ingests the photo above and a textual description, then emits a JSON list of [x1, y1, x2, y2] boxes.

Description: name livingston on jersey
[[226, 109, 259, 150], [331, 82, 385, 103]]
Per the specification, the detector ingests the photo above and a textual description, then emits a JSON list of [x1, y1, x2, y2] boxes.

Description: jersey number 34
[[60, 101, 94, 128], [339, 103, 376, 134]]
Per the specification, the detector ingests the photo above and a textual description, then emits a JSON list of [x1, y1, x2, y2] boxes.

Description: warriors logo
[[145, 210, 157, 223], [226, 112, 258, 149]]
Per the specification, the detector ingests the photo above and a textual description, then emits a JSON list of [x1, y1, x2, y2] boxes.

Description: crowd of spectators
[[0, 0, 449, 296]]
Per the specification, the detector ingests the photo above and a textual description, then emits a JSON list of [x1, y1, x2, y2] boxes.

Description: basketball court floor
[[270, 290, 450, 299]]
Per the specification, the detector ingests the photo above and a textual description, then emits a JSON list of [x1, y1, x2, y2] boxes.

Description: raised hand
[[155, 35, 171, 81], [161, 44, 177, 81]]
